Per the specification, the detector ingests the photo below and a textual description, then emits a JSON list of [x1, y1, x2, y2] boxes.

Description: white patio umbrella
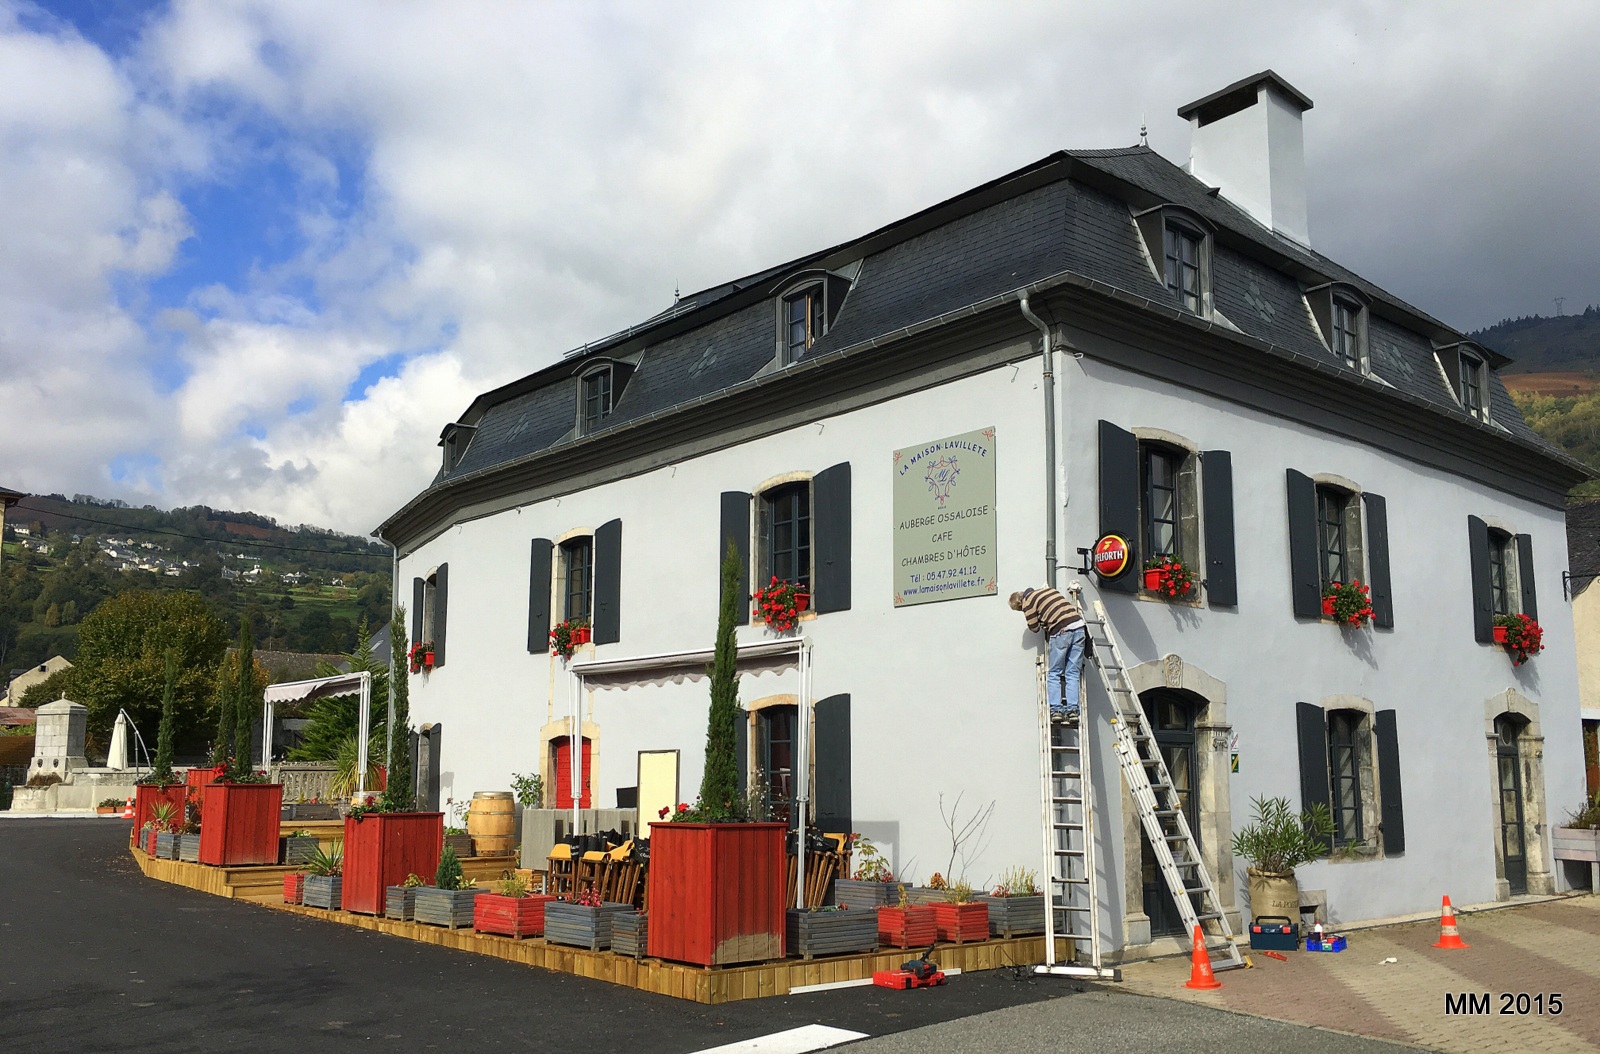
[[107, 711, 129, 771]]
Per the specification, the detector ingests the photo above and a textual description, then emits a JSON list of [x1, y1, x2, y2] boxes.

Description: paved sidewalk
[[1119, 895, 1600, 1053]]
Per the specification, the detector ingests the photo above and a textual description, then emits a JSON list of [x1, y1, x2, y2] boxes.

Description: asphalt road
[[0, 819, 1418, 1054]]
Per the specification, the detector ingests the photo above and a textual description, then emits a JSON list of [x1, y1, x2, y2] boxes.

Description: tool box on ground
[[1248, 916, 1299, 951], [873, 948, 946, 990]]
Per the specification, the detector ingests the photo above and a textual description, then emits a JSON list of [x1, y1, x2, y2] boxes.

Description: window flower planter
[[341, 812, 444, 915], [283, 873, 307, 905], [474, 893, 556, 939], [1321, 581, 1373, 627], [1493, 625, 1509, 644], [550, 619, 592, 659], [832, 879, 899, 907], [752, 578, 808, 632], [877, 904, 937, 948], [1321, 596, 1335, 617], [647, 821, 787, 965], [1142, 557, 1196, 600], [978, 894, 1047, 938], [199, 783, 285, 866], [303, 875, 342, 910], [931, 901, 989, 943], [612, 911, 648, 958], [413, 887, 482, 929], [545, 899, 632, 951], [1494, 613, 1544, 666], [786, 907, 880, 959]]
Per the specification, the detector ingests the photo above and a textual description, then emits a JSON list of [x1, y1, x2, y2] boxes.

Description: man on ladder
[[1008, 587, 1087, 724]]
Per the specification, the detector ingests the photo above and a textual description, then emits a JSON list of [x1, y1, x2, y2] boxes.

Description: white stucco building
[[377, 72, 1589, 954]]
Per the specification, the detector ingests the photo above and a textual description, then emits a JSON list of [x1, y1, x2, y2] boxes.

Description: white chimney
[[1179, 71, 1313, 246]]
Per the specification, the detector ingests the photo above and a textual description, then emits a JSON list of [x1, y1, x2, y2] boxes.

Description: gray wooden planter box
[[444, 833, 476, 859], [178, 834, 201, 862], [977, 895, 1046, 937], [611, 912, 648, 958], [786, 907, 880, 959], [155, 833, 180, 860], [1553, 827, 1600, 890], [545, 901, 630, 951], [902, 886, 947, 906], [413, 887, 482, 929], [303, 876, 342, 910], [832, 879, 898, 907], [384, 886, 417, 921], [284, 835, 321, 865]]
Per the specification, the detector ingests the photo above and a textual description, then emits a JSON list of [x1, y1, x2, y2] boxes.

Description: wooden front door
[[554, 736, 592, 809], [1140, 691, 1200, 938]]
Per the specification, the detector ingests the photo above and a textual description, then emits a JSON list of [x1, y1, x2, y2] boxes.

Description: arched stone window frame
[[1316, 693, 1383, 860], [1131, 428, 1202, 605], [1482, 689, 1553, 897]]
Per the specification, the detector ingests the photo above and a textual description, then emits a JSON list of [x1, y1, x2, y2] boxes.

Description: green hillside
[[1472, 307, 1600, 372]]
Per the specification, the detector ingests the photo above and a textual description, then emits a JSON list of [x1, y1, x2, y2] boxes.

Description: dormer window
[[1164, 222, 1204, 313], [784, 285, 826, 364], [1331, 298, 1360, 369], [1434, 341, 1492, 421], [581, 367, 614, 435], [1134, 206, 1213, 319], [439, 422, 476, 473], [1307, 284, 1369, 375], [1459, 352, 1486, 420]]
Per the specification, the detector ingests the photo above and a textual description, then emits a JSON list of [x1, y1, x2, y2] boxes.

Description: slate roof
[[397, 143, 1580, 518], [1567, 499, 1600, 593]]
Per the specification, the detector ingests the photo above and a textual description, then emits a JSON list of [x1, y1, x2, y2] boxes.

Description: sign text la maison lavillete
[[892, 426, 998, 607]]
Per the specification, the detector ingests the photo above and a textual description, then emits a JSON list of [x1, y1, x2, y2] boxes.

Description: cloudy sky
[[2, 1, 1596, 536]]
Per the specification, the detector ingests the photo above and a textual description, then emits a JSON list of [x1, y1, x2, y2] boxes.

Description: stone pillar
[[29, 698, 88, 781]]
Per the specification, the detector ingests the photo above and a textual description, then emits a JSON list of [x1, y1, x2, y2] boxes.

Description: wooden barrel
[[467, 791, 517, 857]]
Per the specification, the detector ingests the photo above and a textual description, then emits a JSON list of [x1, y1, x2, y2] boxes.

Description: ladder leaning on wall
[[1035, 584, 1246, 979]]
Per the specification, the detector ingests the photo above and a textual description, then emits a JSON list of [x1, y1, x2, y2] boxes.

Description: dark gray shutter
[[528, 538, 553, 653], [1363, 493, 1394, 629], [593, 518, 622, 644], [1201, 450, 1237, 607], [813, 694, 852, 834], [411, 577, 424, 643], [1286, 470, 1320, 619], [1516, 533, 1538, 621], [735, 714, 748, 797], [721, 491, 751, 626], [1098, 420, 1139, 593], [1295, 702, 1333, 849], [421, 724, 442, 811], [1468, 515, 1493, 642], [813, 462, 852, 613], [432, 563, 448, 667], [1374, 709, 1406, 856]]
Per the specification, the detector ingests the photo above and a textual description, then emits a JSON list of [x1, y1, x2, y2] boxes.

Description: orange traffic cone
[[1183, 924, 1224, 989], [1432, 895, 1470, 949], [121, 796, 135, 820]]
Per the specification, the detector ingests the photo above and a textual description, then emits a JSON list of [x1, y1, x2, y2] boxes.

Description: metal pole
[[570, 665, 581, 833], [356, 672, 371, 799], [1020, 296, 1058, 588], [794, 639, 809, 908], [387, 546, 398, 772], [261, 699, 274, 768]]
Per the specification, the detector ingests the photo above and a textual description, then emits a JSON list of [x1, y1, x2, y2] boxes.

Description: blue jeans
[[1048, 627, 1086, 714]]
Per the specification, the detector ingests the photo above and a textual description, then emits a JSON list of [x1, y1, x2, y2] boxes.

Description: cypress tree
[[230, 621, 257, 780], [150, 651, 178, 784], [699, 541, 742, 817], [212, 658, 235, 767], [386, 607, 414, 811]]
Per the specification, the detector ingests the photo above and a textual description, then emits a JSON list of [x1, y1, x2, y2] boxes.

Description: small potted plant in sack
[[413, 845, 481, 929], [385, 872, 426, 922], [474, 869, 556, 939], [301, 843, 344, 910]]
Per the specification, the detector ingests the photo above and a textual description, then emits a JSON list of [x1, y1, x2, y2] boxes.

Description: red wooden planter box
[[473, 893, 556, 938], [132, 784, 186, 846], [186, 766, 218, 819], [647, 821, 787, 966], [341, 812, 444, 915], [931, 901, 989, 943], [877, 905, 937, 948], [145, 827, 160, 856], [284, 873, 306, 904], [198, 783, 284, 866]]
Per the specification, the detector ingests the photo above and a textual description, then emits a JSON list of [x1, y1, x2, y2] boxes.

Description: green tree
[[698, 541, 742, 817], [149, 651, 178, 784], [69, 590, 229, 746], [385, 607, 414, 810], [229, 620, 258, 779], [209, 647, 269, 763]]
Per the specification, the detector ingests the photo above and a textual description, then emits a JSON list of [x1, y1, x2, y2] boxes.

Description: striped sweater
[[1020, 586, 1085, 637]]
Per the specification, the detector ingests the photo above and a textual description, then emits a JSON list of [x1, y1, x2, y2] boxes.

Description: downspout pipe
[[1019, 296, 1057, 588]]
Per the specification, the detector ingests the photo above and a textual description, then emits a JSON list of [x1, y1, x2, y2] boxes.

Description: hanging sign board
[[892, 426, 998, 607], [1091, 533, 1132, 579]]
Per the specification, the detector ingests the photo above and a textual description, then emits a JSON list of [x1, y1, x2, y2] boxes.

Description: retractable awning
[[260, 671, 373, 798]]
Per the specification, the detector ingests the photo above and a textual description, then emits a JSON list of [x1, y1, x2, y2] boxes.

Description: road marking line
[[686, 1024, 869, 1053]]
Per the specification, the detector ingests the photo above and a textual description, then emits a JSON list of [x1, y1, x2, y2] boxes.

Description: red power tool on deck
[[872, 946, 946, 990]]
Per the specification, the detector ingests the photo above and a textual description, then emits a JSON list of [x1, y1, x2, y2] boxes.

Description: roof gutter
[[1019, 296, 1058, 588]]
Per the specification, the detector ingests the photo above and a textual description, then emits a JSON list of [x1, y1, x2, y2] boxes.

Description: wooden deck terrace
[[132, 849, 1069, 1003]]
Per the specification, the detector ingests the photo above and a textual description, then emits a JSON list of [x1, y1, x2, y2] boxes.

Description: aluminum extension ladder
[[1078, 589, 1247, 974]]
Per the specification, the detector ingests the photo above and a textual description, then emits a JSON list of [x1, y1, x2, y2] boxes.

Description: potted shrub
[[545, 884, 632, 951], [1494, 613, 1545, 666], [340, 795, 444, 915], [1320, 581, 1373, 626], [833, 833, 900, 906], [474, 870, 556, 939], [980, 866, 1046, 938], [283, 829, 321, 866], [1552, 794, 1600, 890], [301, 843, 344, 910], [1142, 556, 1197, 600], [1232, 795, 1335, 923], [413, 845, 482, 928], [97, 797, 123, 816], [386, 873, 426, 922], [877, 885, 937, 949], [751, 576, 808, 631], [786, 904, 880, 959], [549, 618, 592, 660], [930, 880, 988, 943]]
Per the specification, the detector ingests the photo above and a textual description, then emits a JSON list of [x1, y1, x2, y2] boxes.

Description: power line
[[17, 506, 390, 561]]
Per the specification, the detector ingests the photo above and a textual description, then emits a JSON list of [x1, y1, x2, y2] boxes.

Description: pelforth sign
[[892, 426, 998, 607]]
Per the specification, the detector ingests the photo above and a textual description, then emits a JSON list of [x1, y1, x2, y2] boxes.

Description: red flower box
[[1143, 569, 1164, 591], [284, 873, 306, 904], [1321, 596, 1336, 617], [424, 651, 435, 668], [474, 893, 556, 938], [647, 821, 787, 966], [796, 593, 810, 613], [931, 901, 989, 943], [198, 783, 285, 866], [341, 812, 444, 915], [878, 904, 937, 948], [1493, 625, 1509, 644], [132, 783, 186, 846]]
